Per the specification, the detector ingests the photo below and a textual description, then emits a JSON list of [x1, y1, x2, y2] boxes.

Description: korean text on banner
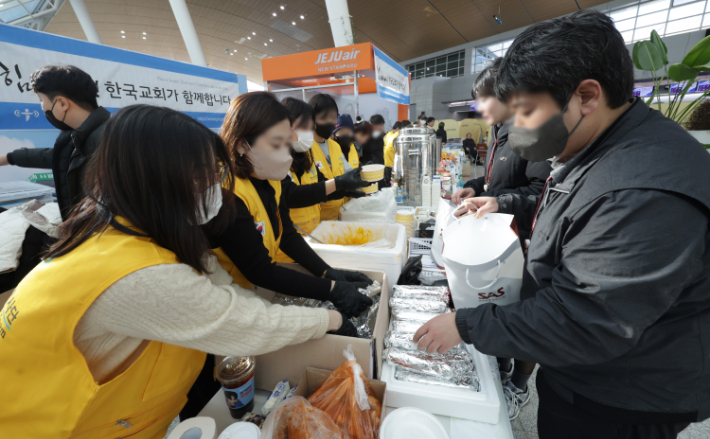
[[0, 23, 247, 131], [373, 47, 409, 105]]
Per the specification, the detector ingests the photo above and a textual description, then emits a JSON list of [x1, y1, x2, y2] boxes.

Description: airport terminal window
[[608, 0, 710, 43], [470, 38, 514, 75], [407, 50, 465, 81]]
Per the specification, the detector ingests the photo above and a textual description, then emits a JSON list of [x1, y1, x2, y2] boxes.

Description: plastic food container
[[216, 356, 256, 419], [361, 182, 379, 194], [361, 164, 385, 182], [381, 407, 449, 439]]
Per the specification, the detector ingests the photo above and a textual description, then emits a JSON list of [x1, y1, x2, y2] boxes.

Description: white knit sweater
[[74, 254, 330, 384]]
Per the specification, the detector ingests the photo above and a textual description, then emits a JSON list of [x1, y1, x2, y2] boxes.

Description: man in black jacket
[[415, 10, 710, 439], [364, 114, 386, 165], [453, 58, 551, 221], [0, 65, 110, 220]]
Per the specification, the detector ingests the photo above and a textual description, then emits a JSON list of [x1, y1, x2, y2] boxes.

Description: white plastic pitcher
[[441, 213, 524, 309]]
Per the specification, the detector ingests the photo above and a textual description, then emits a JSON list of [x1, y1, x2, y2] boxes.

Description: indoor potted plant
[[684, 100, 710, 151], [633, 31, 710, 125]]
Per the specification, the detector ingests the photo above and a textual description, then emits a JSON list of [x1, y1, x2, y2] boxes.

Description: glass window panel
[[437, 57, 448, 66], [636, 10, 668, 27], [447, 68, 459, 77], [672, 0, 699, 6], [459, 67, 464, 76], [634, 23, 666, 40], [448, 61, 458, 70], [426, 60, 435, 67], [665, 14, 703, 33], [610, 5, 639, 21], [486, 43, 503, 52], [503, 39, 513, 49], [704, 12, 710, 27], [639, 0, 671, 15], [416, 63, 425, 70], [621, 30, 635, 43], [615, 17, 637, 31], [669, 1, 705, 20], [425, 69, 434, 78], [448, 54, 458, 63], [459, 59, 465, 67], [436, 64, 446, 73]]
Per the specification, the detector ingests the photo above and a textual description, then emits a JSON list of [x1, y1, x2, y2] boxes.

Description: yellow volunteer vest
[[0, 221, 206, 439], [385, 131, 399, 168], [275, 164, 320, 263], [214, 178, 282, 288], [347, 144, 359, 169], [311, 138, 346, 221], [383, 131, 394, 145]]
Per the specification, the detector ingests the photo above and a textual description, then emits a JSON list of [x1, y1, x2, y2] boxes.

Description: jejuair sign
[[315, 48, 361, 64]]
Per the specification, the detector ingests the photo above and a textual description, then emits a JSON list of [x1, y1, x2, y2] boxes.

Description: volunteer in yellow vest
[[275, 98, 369, 263], [331, 113, 360, 170], [308, 93, 369, 221], [385, 120, 411, 187], [383, 120, 401, 146], [212, 92, 373, 320], [0, 105, 354, 439]]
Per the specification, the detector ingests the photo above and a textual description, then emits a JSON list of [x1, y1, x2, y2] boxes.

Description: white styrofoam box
[[0, 181, 55, 207], [305, 221, 406, 293], [382, 340, 500, 423]]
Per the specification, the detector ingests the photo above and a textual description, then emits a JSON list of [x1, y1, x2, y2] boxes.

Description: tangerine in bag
[[288, 399, 342, 439], [307, 345, 383, 439]]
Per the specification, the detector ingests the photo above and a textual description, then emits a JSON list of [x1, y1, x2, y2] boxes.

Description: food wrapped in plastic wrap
[[395, 367, 480, 391], [392, 285, 450, 304], [271, 295, 309, 307], [383, 348, 473, 381], [389, 297, 448, 314], [288, 399, 342, 439], [391, 308, 452, 323]]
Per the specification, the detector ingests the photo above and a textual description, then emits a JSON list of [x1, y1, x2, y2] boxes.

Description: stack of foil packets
[[384, 285, 480, 391]]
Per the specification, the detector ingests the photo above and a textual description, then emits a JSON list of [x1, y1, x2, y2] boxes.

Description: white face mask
[[195, 183, 223, 225], [372, 131, 382, 139], [420, 120, 426, 126], [245, 141, 293, 181], [293, 130, 314, 152]]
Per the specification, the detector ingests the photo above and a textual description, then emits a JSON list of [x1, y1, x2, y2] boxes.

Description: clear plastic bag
[[307, 345, 382, 439], [261, 396, 304, 439], [288, 399, 342, 439]]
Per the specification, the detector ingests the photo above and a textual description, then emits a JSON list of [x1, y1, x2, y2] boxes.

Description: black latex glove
[[325, 268, 373, 284], [345, 191, 368, 199], [334, 167, 371, 191], [327, 312, 359, 337], [383, 167, 393, 187], [329, 281, 373, 318]]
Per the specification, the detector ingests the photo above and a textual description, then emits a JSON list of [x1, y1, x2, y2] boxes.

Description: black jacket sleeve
[[496, 192, 538, 232], [464, 176, 486, 196], [281, 176, 328, 208], [6, 147, 53, 169], [215, 194, 332, 300], [277, 191, 330, 277], [487, 160, 551, 198], [455, 190, 709, 367]]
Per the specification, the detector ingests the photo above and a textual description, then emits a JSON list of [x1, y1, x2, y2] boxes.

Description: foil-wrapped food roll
[[390, 320, 424, 334], [383, 348, 473, 380], [389, 297, 448, 314], [271, 295, 308, 307], [395, 368, 480, 391], [391, 308, 452, 323], [392, 285, 450, 304], [351, 294, 380, 339], [385, 330, 467, 356], [315, 300, 337, 310]]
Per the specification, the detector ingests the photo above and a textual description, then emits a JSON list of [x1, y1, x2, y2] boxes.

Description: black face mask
[[335, 135, 353, 154], [315, 122, 336, 139], [45, 100, 72, 131]]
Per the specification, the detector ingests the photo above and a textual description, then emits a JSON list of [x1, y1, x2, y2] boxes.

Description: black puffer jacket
[[7, 107, 110, 219], [456, 99, 710, 421]]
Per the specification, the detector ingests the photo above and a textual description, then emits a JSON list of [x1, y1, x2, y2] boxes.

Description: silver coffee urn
[[394, 126, 441, 206]]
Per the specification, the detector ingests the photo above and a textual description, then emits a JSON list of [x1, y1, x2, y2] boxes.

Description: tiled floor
[[511, 367, 710, 439]]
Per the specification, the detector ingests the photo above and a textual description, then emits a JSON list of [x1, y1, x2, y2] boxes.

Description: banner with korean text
[[373, 46, 409, 105], [0, 23, 247, 183]]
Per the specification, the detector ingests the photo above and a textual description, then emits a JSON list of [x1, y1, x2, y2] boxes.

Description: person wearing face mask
[[212, 92, 374, 323], [273, 98, 368, 263], [0, 105, 354, 437], [355, 121, 374, 164], [366, 114, 386, 166], [452, 58, 551, 242], [308, 94, 362, 221], [418, 115, 428, 127], [331, 113, 360, 171], [414, 10, 710, 439], [426, 117, 436, 129], [0, 65, 110, 220]]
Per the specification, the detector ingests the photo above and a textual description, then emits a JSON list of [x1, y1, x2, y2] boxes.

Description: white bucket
[[442, 213, 524, 309], [430, 197, 457, 268]]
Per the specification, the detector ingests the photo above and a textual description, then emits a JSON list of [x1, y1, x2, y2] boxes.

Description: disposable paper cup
[[361, 182, 379, 194], [361, 164, 385, 182]]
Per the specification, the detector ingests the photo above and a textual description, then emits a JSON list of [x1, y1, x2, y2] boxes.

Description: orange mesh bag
[[288, 399, 343, 439], [307, 345, 383, 439]]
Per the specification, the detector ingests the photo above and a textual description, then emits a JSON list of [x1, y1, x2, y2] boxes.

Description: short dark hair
[[401, 120, 411, 128], [221, 92, 291, 179], [31, 65, 99, 110], [308, 93, 338, 119], [281, 97, 313, 129], [46, 105, 236, 274], [496, 10, 634, 109], [438, 122, 445, 128], [472, 58, 502, 100], [355, 121, 372, 136], [418, 115, 427, 121], [370, 114, 385, 125], [393, 121, 402, 130], [426, 117, 435, 123]]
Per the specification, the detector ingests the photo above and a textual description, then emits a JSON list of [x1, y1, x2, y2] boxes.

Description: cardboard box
[[295, 367, 388, 429], [253, 266, 390, 390]]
